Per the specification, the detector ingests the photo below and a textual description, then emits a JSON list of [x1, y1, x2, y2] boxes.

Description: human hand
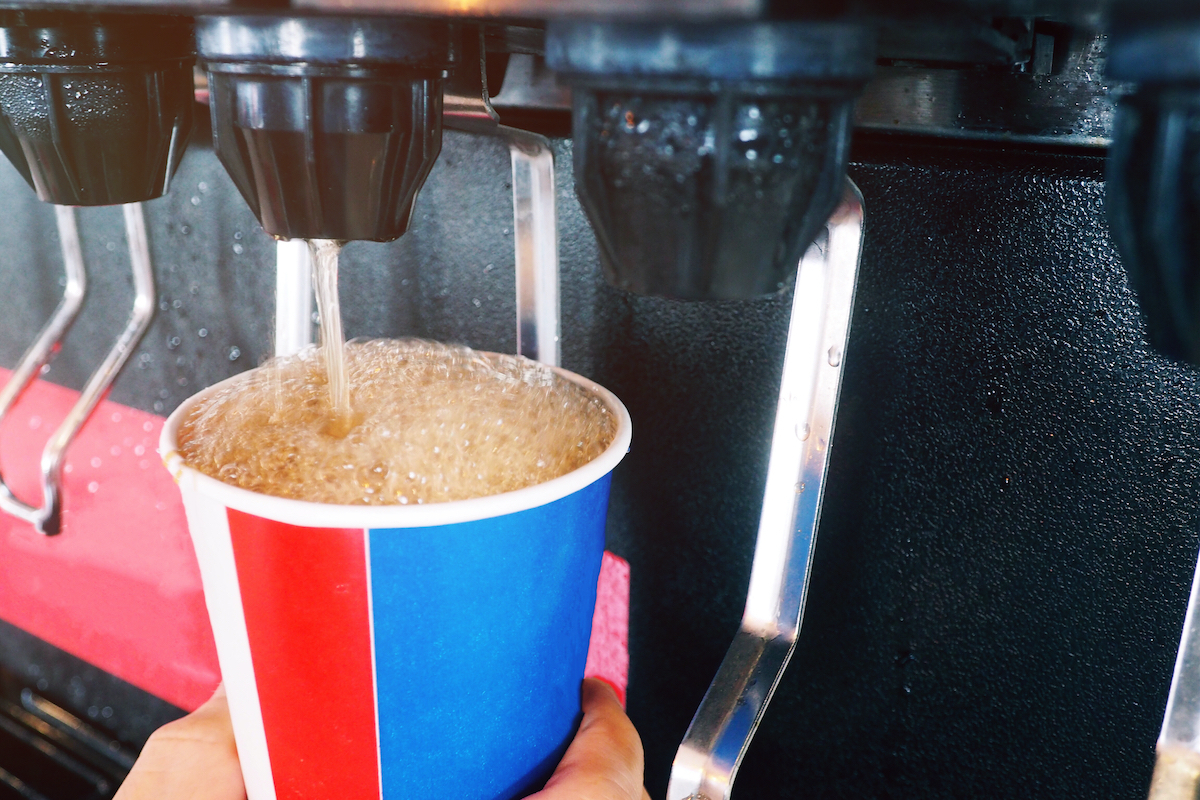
[[533, 678, 652, 800], [113, 684, 244, 800], [114, 677, 649, 800]]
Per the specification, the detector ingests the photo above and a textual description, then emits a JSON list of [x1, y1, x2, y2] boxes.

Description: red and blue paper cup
[[160, 365, 632, 800]]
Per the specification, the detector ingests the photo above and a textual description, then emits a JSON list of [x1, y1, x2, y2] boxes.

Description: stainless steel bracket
[[666, 180, 865, 800], [274, 239, 314, 358], [444, 26, 561, 366], [0, 204, 156, 536]]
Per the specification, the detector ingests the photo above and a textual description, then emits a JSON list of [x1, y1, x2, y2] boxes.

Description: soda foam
[[177, 339, 617, 505]]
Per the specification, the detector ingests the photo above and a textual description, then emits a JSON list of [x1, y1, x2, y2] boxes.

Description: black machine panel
[[0, 108, 1194, 796]]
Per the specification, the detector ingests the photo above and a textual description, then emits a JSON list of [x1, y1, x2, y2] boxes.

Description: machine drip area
[[1, 2, 1200, 800]]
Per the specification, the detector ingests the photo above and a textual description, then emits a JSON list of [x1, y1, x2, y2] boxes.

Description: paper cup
[[161, 364, 632, 800]]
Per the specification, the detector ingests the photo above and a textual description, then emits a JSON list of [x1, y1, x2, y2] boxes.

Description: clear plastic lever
[[667, 180, 865, 800], [0, 204, 156, 536]]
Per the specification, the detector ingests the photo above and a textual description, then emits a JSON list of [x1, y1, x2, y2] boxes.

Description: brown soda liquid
[[177, 339, 617, 505]]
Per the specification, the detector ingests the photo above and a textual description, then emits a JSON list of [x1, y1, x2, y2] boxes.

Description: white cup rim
[[160, 357, 632, 529]]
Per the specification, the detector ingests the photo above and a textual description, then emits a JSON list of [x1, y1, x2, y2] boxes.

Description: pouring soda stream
[[307, 238, 354, 434]]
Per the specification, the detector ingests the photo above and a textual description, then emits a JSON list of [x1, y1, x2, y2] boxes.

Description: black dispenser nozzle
[[547, 20, 874, 300], [1107, 13, 1200, 365], [0, 12, 194, 206], [197, 15, 457, 243]]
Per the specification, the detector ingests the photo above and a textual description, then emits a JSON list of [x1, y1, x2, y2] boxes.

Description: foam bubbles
[[178, 339, 616, 506]]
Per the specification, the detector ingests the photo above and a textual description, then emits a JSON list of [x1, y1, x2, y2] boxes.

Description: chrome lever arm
[[667, 180, 865, 800], [443, 29, 560, 366], [0, 204, 156, 535]]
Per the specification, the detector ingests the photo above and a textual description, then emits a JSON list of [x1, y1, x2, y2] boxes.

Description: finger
[[114, 683, 246, 800], [534, 678, 650, 800]]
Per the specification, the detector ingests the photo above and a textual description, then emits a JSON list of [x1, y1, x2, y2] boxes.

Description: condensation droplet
[[827, 346, 842, 367], [87, 481, 99, 493], [796, 422, 811, 441], [90, 457, 102, 468]]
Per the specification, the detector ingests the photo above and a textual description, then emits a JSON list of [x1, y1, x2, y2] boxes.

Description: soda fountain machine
[[0, 2, 1198, 799]]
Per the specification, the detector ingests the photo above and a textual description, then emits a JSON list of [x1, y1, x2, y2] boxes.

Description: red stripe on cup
[[227, 510, 380, 800]]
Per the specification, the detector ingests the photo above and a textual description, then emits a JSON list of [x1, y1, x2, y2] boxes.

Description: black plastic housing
[[0, 12, 194, 207], [1107, 19, 1200, 365], [547, 20, 874, 300], [198, 16, 456, 242]]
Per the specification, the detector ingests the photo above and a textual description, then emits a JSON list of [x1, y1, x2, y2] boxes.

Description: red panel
[[0, 369, 220, 711], [227, 510, 380, 800], [584, 552, 630, 707]]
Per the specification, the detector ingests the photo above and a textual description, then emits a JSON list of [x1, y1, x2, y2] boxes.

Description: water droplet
[[198, 181, 209, 193], [827, 346, 842, 367], [739, 129, 758, 142], [172, 299, 182, 309], [143, 421, 154, 432], [177, 376, 188, 387], [228, 346, 241, 361], [153, 401, 164, 413], [190, 196, 201, 206], [796, 422, 811, 441], [179, 224, 191, 235], [28, 416, 41, 430], [140, 460, 151, 470], [472, 298, 481, 308], [234, 230, 243, 240], [110, 446, 121, 457], [167, 336, 181, 349], [636, 119, 650, 134], [64, 464, 73, 474], [110, 412, 122, 423], [90, 457, 102, 468], [105, 241, 116, 252], [198, 328, 208, 338], [746, 150, 758, 161], [134, 445, 145, 456], [232, 243, 244, 255], [773, 153, 784, 164], [748, 106, 761, 119]]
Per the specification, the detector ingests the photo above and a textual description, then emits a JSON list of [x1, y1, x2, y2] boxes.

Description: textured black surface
[[0, 618, 183, 751], [1, 117, 1199, 798]]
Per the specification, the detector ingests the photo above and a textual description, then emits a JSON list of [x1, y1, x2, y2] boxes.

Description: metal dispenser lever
[[0, 205, 156, 536], [667, 180, 864, 800], [443, 27, 561, 365]]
